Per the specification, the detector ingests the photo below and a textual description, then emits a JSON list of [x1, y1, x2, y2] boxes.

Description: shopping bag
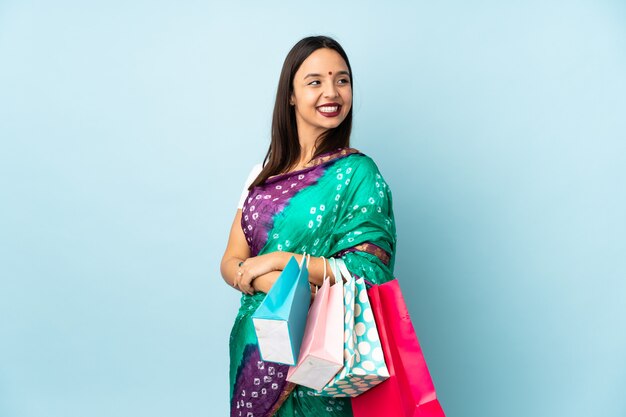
[[287, 258, 344, 390], [251, 254, 311, 366], [351, 279, 445, 417], [316, 258, 389, 397]]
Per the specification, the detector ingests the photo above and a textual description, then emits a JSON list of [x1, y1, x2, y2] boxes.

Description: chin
[[321, 118, 346, 129]]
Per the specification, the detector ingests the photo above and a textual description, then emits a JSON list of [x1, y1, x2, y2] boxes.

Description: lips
[[317, 103, 342, 117]]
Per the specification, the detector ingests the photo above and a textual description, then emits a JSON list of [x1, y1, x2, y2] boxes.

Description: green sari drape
[[230, 148, 396, 417]]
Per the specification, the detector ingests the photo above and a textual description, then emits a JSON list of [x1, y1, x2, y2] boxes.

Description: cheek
[[305, 90, 320, 104], [343, 95, 353, 111], [343, 90, 353, 105], [295, 92, 315, 107]]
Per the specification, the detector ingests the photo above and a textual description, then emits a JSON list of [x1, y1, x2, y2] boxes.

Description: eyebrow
[[304, 70, 350, 79]]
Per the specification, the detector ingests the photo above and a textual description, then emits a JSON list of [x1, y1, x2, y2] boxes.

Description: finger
[[241, 273, 256, 288], [234, 267, 246, 288], [241, 276, 255, 295], [241, 282, 253, 295], [236, 271, 251, 293]]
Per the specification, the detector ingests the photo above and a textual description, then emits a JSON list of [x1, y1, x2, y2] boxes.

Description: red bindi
[[328, 71, 332, 75]]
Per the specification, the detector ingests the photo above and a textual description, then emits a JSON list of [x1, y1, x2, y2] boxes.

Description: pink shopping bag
[[286, 273, 344, 391], [352, 279, 445, 417]]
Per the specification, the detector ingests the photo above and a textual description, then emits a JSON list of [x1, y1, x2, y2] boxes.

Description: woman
[[220, 35, 397, 417]]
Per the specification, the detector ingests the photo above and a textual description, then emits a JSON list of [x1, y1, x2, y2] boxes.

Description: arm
[[220, 210, 335, 294], [236, 251, 337, 293], [220, 209, 252, 293], [277, 252, 337, 287], [251, 271, 281, 293]]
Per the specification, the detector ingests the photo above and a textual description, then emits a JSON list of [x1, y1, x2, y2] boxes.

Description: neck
[[296, 126, 327, 166]]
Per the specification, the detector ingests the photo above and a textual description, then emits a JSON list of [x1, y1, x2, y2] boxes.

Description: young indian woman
[[220, 35, 397, 417]]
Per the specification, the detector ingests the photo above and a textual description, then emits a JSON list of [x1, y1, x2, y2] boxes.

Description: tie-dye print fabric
[[230, 148, 396, 417]]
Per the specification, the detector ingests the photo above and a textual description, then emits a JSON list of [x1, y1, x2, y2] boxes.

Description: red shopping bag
[[351, 279, 445, 417]]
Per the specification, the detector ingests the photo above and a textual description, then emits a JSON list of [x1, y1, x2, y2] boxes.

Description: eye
[[338, 78, 350, 85], [307, 80, 321, 86]]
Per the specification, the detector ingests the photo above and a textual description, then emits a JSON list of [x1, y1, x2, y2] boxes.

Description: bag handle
[[327, 257, 341, 286], [310, 255, 329, 294], [334, 257, 376, 288], [335, 258, 353, 284], [300, 252, 311, 269]]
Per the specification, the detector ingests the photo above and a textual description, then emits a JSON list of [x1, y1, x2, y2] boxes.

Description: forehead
[[296, 48, 349, 77]]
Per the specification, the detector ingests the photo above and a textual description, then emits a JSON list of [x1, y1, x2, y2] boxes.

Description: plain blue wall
[[1, 1, 625, 416]]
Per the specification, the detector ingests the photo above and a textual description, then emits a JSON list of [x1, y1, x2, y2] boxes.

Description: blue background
[[1, 1, 625, 416]]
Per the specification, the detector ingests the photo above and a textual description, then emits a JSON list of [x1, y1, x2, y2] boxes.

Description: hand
[[234, 253, 282, 295]]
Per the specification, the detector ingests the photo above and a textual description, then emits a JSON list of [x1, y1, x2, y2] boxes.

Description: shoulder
[[248, 163, 263, 176], [331, 152, 391, 199], [342, 152, 384, 179], [243, 163, 263, 184], [240, 162, 264, 193], [335, 152, 394, 213]]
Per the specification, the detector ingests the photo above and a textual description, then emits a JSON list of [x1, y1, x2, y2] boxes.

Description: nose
[[323, 81, 338, 98]]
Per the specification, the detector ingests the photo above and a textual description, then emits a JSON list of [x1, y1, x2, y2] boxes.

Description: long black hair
[[249, 35, 353, 188]]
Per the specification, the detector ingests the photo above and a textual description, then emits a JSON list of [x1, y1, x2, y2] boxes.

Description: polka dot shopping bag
[[316, 258, 389, 397]]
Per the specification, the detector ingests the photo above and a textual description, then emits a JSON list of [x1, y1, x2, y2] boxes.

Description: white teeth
[[318, 106, 339, 113]]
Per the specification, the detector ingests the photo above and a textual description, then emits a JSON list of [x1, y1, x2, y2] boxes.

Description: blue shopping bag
[[252, 254, 311, 365]]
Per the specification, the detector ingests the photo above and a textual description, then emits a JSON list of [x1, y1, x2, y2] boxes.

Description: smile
[[317, 104, 341, 117]]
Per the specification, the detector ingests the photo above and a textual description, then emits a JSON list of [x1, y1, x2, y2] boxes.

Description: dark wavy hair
[[249, 35, 353, 188]]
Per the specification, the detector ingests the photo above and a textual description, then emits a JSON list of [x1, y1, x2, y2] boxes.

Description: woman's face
[[290, 48, 352, 138]]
